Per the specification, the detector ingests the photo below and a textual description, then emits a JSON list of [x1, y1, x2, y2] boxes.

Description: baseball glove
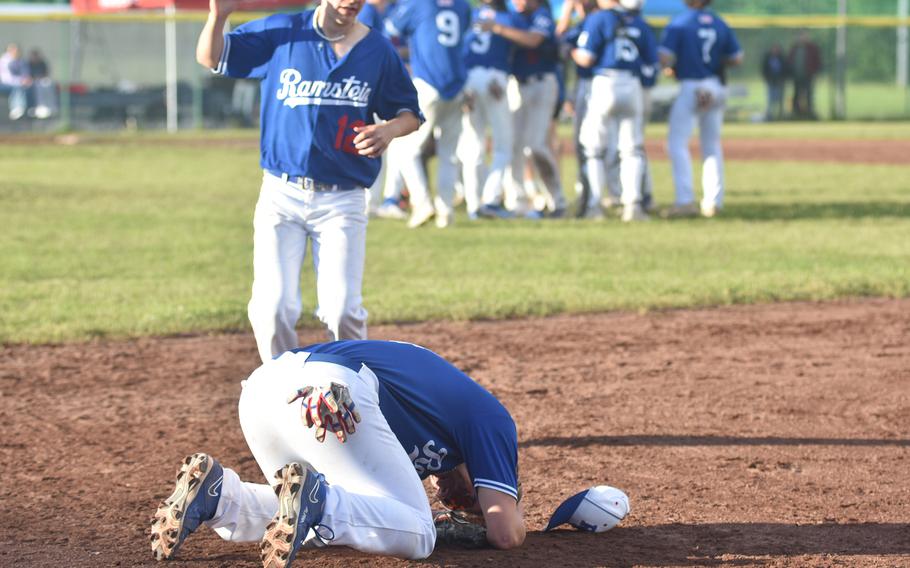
[[431, 468, 478, 512], [433, 511, 488, 549], [287, 382, 361, 443]]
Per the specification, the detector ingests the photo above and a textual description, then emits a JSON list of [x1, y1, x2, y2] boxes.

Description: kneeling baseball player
[[150, 340, 525, 566]]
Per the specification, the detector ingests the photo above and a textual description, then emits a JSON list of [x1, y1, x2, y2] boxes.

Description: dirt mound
[[1, 299, 908, 567]]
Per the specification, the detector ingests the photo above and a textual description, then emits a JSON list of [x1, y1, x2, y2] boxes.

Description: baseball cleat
[[150, 453, 223, 561], [621, 204, 650, 223], [407, 204, 435, 229], [662, 202, 700, 219], [260, 461, 327, 568], [376, 198, 408, 220], [700, 204, 718, 218]]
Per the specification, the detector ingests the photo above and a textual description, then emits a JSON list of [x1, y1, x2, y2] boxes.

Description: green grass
[[2, 124, 909, 343], [724, 79, 910, 122]]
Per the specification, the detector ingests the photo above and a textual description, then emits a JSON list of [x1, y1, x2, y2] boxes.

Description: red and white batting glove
[[287, 382, 361, 443]]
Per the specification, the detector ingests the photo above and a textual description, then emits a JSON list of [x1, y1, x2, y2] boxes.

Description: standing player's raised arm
[[196, 0, 239, 69]]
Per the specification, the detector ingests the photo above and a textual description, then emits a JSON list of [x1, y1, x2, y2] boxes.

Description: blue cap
[[544, 489, 590, 531]]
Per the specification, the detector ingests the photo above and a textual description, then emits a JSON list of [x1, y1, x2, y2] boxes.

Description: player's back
[[386, 0, 472, 99], [660, 8, 739, 80], [300, 340, 516, 478], [579, 9, 656, 75]]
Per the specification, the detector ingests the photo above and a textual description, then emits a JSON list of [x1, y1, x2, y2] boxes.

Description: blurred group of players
[[364, 0, 742, 227]]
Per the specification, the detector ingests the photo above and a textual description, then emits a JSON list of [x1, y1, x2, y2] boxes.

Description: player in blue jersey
[[659, 0, 742, 218], [572, 0, 658, 222], [385, 0, 472, 229], [357, 0, 395, 30], [457, 0, 516, 219], [194, 0, 421, 363], [480, 0, 567, 217], [150, 341, 526, 566]]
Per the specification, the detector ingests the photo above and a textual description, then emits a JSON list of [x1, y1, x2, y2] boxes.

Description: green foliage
[[1, 125, 909, 343], [716, 0, 901, 16]]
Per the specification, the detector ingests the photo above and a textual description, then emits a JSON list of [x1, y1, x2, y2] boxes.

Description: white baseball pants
[[205, 351, 436, 559], [248, 172, 368, 363], [606, 87, 654, 205], [508, 73, 566, 212], [579, 72, 645, 210], [667, 77, 727, 209], [393, 78, 463, 217], [456, 67, 513, 213]]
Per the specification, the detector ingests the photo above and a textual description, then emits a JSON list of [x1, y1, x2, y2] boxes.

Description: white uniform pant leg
[[367, 155, 387, 213], [698, 78, 727, 210], [397, 78, 440, 212], [233, 353, 436, 559], [248, 172, 308, 363], [615, 77, 645, 207], [523, 74, 566, 210], [506, 76, 528, 211], [309, 190, 369, 341], [457, 67, 493, 215], [206, 467, 279, 542], [667, 81, 697, 206], [579, 75, 615, 211], [479, 70, 513, 208], [640, 89, 654, 201], [434, 94, 465, 216]]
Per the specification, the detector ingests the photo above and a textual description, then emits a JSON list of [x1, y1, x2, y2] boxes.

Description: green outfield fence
[[1, 4, 909, 131]]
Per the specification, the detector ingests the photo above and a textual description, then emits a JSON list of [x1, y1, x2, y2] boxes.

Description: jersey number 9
[[437, 10, 461, 47]]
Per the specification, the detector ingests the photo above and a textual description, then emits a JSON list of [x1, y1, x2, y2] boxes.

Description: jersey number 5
[[437, 10, 461, 47], [697, 28, 717, 64], [335, 114, 366, 156]]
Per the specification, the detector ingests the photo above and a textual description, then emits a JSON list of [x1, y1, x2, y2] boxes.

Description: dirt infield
[[1, 299, 909, 567]]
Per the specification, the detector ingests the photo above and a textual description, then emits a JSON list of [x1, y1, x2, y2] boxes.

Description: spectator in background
[[761, 43, 788, 121], [27, 48, 56, 119], [0, 43, 30, 120], [788, 31, 821, 120]]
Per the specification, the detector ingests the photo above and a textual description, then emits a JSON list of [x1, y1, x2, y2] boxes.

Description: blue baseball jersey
[[464, 6, 514, 73], [576, 9, 658, 76], [302, 340, 520, 500], [357, 1, 395, 30], [511, 6, 559, 80], [386, 0, 472, 100], [216, 11, 420, 188], [562, 22, 593, 80], [659, 8, 742, 80]]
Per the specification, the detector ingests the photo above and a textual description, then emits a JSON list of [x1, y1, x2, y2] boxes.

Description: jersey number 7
[[697, 28, 716, 64]]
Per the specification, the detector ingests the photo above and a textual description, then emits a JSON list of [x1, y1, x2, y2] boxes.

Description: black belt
[[268, 170, 345, 192]]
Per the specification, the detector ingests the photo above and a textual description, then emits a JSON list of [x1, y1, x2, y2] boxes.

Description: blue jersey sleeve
[[456, 413, 520, 500], [658, 20, 682, 59], [576, 12, 607, 59], [384, 0, 413, 39], [218, 14, 287, 79], [373, 48, 422, 121], [530, 8, 555, 36]]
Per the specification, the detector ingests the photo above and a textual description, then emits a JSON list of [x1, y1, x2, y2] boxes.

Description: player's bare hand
[[288, 382, 361, 443], [477, 19, 497, 33], [209, 0, 246, 19], [352, 124, 394, 158]]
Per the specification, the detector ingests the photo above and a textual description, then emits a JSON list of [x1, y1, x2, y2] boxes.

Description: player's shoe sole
[[260, 462, 326, 568], [150, 453, 222, 561]]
